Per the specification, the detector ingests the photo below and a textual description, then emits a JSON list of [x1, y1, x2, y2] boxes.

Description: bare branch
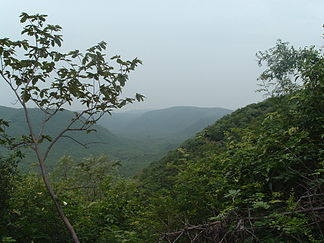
[[62, 135, 88, 149]]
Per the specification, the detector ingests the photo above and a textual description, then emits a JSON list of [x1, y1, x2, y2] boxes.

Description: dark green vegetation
[[0, 14, 323, 243], [2, 86, 323, 242]]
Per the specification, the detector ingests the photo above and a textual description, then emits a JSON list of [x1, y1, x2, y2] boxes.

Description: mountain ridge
[[99, 106, 232, 139]]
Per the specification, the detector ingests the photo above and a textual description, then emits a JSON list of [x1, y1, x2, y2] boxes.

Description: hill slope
[[99, 106, 232, 140], [1, 106, 231, 175], [137, 93, 323, 241], [0, 106, 137, 171], [98, 106, 232, 174], [140, 100, 276, 188]]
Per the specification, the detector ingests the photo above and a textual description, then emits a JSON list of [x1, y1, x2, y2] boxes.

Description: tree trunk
[[38, 158, 80, 243]]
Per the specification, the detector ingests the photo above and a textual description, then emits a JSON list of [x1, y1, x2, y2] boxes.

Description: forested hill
[[136, 89, 323, 241], [99, 106, 232, 140], [0, 105, 231, 174], [140, 99, 277, 189], [0, 106, 136, 171], [95, 106, 232, 175], [2, 45, 323, 242], [3, 88, 322, 242]]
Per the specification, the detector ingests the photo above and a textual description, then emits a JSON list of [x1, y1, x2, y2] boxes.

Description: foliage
[[256, 39, 322, 97], [3, 155, 144, 242], [135, 41, 324, 242], [0, 119, 22, 240], [52, 155, 120, 201], [5, 174, 69, 242]]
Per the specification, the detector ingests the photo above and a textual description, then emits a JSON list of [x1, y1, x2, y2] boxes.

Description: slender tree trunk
[[38, 158, 80, 243], [20, 103, 80, 242]]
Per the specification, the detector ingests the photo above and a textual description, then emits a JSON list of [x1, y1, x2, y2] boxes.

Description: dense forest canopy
[[0, 13, 323, 243]]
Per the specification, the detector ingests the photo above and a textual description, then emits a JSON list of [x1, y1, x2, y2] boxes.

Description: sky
[[1, 0, 323, 111]]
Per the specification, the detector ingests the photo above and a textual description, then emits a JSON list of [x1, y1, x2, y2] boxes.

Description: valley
[[0, 105, 232, 176]]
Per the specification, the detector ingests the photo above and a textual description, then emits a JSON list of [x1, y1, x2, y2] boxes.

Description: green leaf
[[253, 201, 270, 209], [111, 55, 120, 60], [20, 12, 28, 23], [135, 93, 145, 102], [22, 92, 31, 102]]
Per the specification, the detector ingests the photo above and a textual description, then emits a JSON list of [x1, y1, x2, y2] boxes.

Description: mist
[[1, 0, 323, 111]]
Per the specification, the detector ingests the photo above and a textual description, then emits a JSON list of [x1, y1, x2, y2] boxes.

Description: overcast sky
[[1, 0, 323, 111]]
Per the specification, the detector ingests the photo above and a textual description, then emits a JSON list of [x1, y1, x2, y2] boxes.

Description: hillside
[[0, 106, 139, 171], [4, 90, 323, 242], [99, 106, 232, 140], [137, 92, 323, 242], [98, 106, 232, 174], [0, 106, 231, 175], [140, 100, 276, 188], [97, 109, 148, 134]]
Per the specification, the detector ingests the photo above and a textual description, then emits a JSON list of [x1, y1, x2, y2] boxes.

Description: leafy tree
[[0, 12, 144, 242], [52, 155, 120, 201], [256, 39, 323, 98], [6, 174, 70, 242]]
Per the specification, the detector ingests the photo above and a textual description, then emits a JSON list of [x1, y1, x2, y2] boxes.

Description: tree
[[0, 12, 144, 242], [256, 39, 323, 97]]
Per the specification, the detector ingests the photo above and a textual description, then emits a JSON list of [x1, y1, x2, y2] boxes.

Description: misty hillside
[[98, 106, 232, 175], [0, 105, 231, 175], [99, 106, 232, 140], [97, 109, 148, 133], [141, 100, 276, 185], [0, 106, 137, 171]]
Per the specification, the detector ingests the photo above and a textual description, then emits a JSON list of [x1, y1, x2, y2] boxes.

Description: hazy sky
[[1, 0, 323, 111]]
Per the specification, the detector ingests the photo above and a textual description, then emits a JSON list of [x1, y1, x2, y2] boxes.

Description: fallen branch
[[158, 206, 324, 242]]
